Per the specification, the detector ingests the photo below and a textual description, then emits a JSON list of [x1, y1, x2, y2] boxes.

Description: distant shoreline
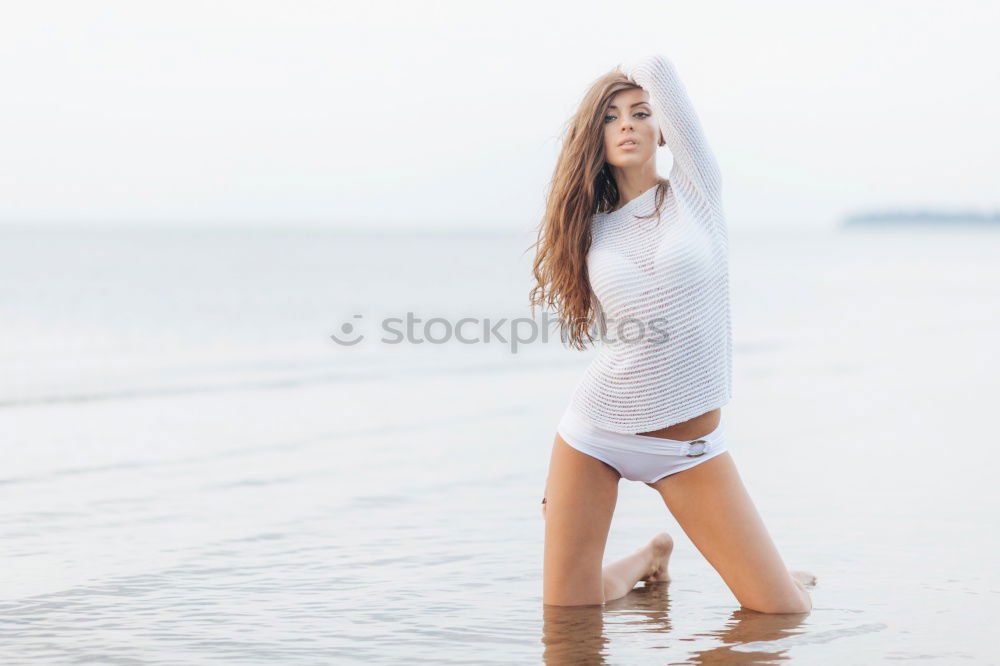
[[842, 210, 1000, 226]]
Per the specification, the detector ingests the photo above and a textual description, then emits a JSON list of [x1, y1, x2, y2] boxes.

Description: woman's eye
[[604, 112, 650, 123]]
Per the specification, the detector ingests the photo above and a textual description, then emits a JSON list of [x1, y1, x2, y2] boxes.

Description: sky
[[1, 0, 998, 231]]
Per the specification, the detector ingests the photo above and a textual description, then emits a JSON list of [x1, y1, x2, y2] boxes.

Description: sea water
[[1, 224, 998, 664]]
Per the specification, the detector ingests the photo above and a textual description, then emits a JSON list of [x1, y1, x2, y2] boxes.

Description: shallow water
[[1, 224, 998, 664]]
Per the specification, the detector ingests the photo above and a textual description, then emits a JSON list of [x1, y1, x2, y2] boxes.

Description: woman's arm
[[620, 54, 723, 211]]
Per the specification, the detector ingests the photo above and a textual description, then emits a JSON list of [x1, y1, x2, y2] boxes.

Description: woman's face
[[603, 87, 660, 167]]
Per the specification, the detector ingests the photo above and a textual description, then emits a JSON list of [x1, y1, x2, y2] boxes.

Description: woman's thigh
[[647, 452, 809, 613], [543, 433, 621, 606]]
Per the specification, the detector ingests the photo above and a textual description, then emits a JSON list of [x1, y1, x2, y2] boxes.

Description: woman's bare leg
[[646, 451, 814, 614], [543, 460, 675, 604], [543, 435, 621, 606]]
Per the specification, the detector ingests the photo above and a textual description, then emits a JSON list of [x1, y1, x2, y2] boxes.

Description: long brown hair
[[527, 67, 668, 350]]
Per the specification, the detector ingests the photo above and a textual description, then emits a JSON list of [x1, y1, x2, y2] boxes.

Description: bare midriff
[[634, 408, 722, 441]]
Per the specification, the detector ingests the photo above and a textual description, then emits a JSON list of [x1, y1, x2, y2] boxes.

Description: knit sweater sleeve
[[621, 54, 723, 212]]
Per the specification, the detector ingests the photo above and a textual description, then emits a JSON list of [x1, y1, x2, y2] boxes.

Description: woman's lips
[[619, 140, 638, 150]]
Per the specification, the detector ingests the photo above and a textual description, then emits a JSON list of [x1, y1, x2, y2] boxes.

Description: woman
[[528, 54, 816, 613]]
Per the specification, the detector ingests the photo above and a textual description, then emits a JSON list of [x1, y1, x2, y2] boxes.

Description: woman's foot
[[790, 570, 817, 587], [640, 532, 674, 583]]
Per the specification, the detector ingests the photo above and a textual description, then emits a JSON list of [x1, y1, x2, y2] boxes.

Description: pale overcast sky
[[1, 0, 998, 230]]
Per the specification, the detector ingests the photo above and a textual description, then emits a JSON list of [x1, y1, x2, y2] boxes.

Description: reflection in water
[[542, 602, 611, 665], [542, 583, 808, 665], [689, 608, 808, 665]]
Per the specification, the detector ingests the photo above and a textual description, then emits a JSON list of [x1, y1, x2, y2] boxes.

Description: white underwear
[[556, 405, 728, 484]]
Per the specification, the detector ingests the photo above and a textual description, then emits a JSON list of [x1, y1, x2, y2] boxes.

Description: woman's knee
[[749, 599, 811, 614], [742, 584, 812, 614]]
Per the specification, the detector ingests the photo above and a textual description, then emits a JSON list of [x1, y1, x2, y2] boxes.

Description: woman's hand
[[541, 476, 549, 519]]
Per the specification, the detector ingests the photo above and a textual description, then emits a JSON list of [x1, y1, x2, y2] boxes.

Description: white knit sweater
[[567, 54, 733, 434]]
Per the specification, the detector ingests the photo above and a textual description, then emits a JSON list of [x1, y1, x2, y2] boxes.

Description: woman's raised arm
[[621, 54, 723, 211]]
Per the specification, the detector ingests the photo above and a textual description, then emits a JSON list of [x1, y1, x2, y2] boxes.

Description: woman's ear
[[658, 130, 666, 147]]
